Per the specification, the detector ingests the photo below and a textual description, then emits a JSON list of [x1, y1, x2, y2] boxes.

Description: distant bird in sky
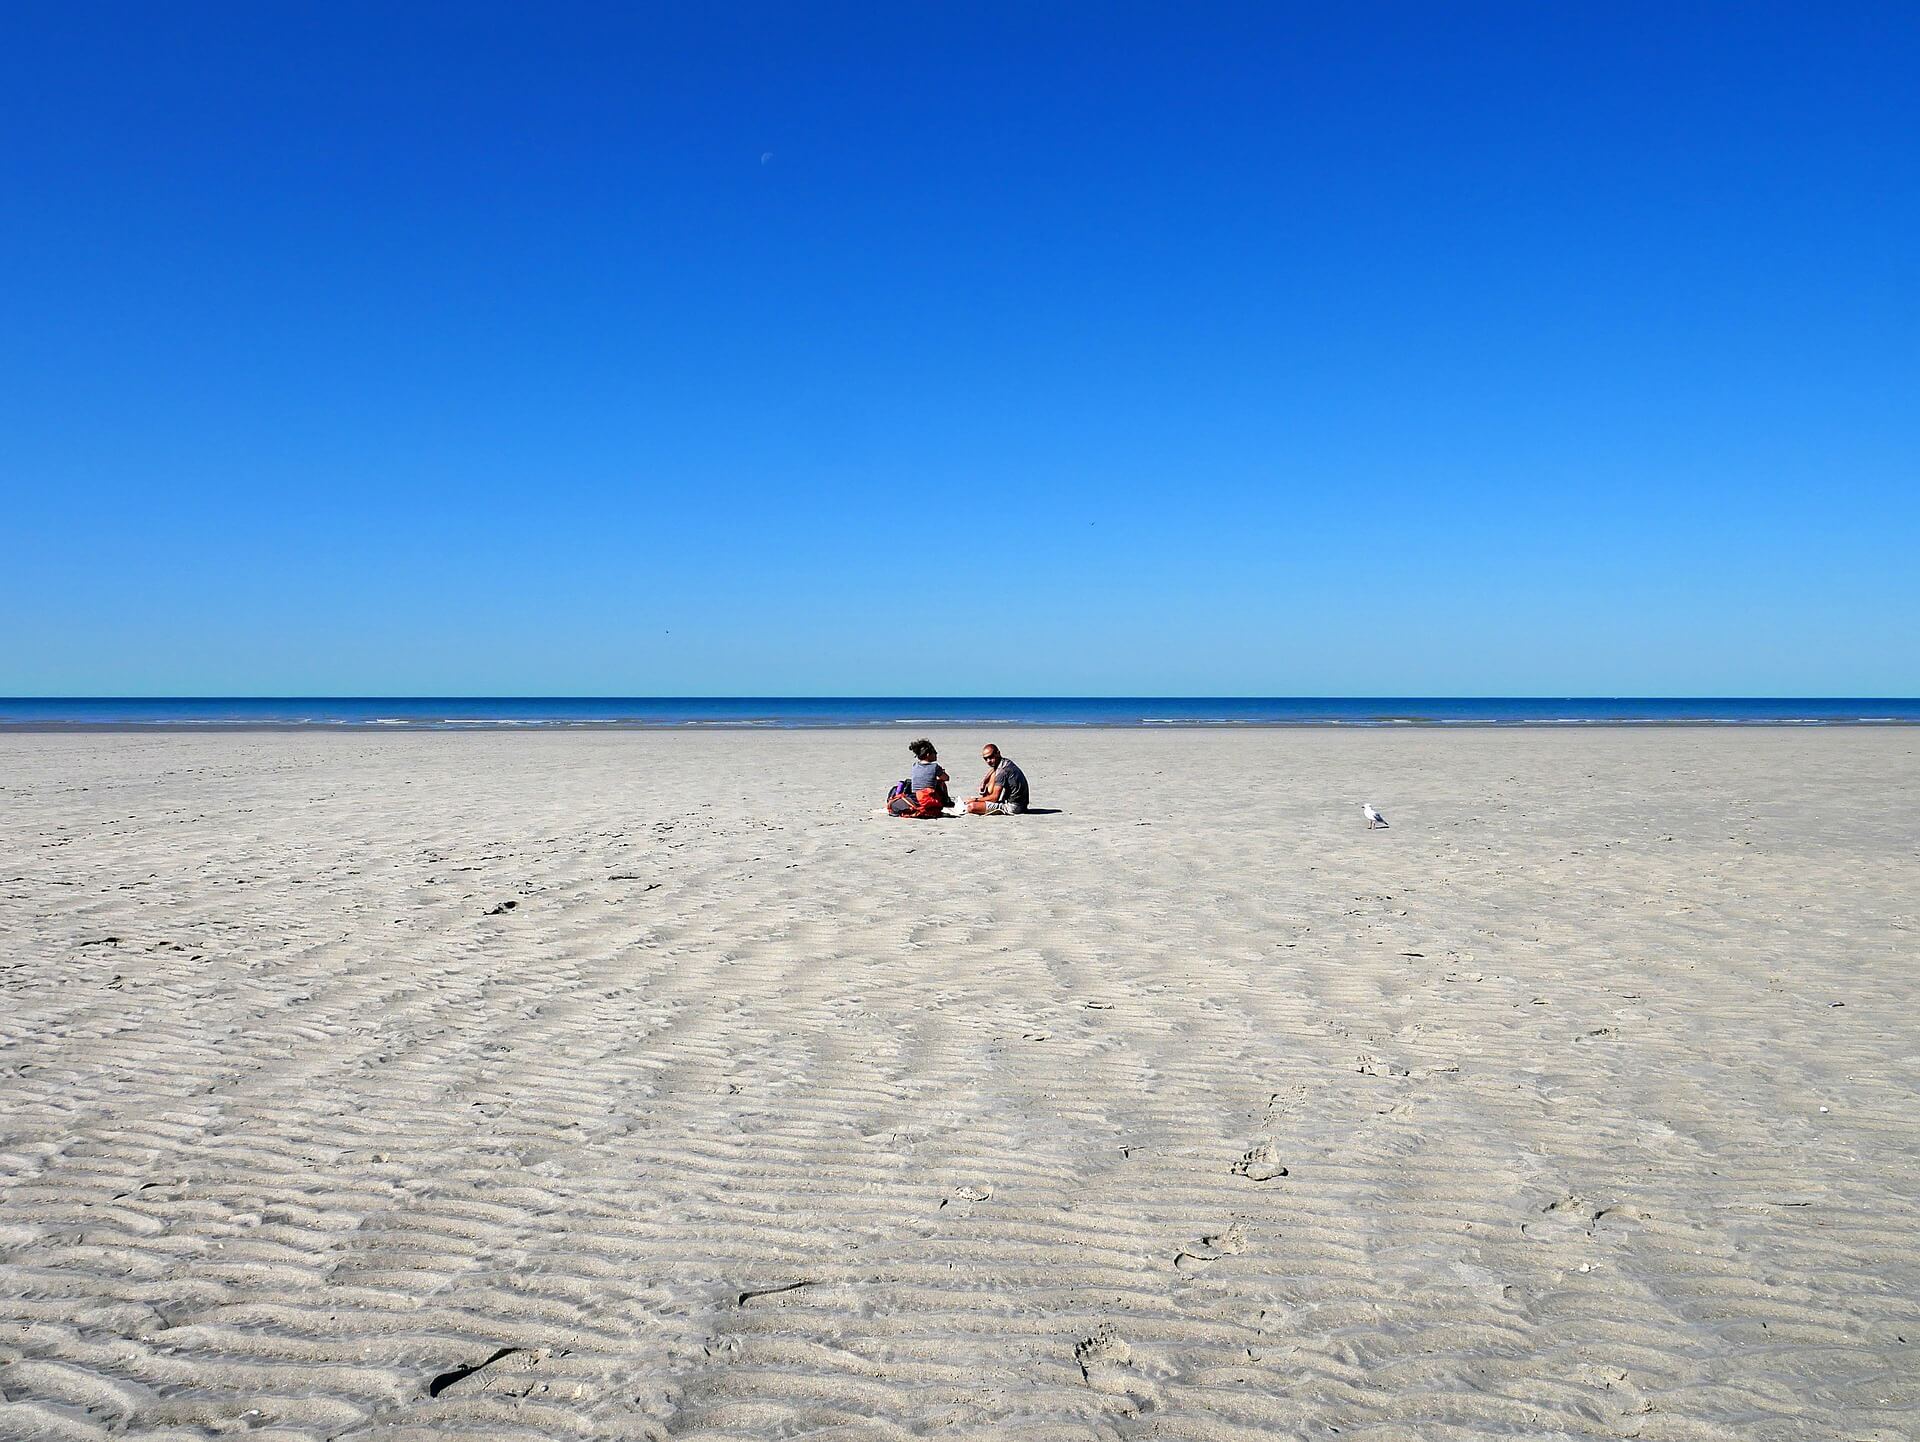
[[1362, 803, 1388, 829]]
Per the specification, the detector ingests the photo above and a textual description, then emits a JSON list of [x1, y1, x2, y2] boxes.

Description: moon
[[760, 151, 773, 165]]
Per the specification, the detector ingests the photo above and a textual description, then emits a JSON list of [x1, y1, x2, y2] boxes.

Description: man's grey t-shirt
[[990, 758, 1029, 810]]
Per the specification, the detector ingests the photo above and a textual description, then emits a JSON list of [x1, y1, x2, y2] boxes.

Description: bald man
[[965, 743, 1029, 815]]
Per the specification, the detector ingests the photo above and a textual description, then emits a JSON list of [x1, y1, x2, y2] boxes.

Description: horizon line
[[7, 693, 1920, 702]]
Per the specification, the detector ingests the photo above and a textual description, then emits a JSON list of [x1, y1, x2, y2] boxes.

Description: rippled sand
[[2, 728, 1916, 1440]]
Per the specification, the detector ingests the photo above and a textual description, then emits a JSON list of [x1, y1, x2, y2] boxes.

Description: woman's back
[[904, 738, 951, 807]]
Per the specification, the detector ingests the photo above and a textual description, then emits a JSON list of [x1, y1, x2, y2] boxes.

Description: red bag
[[887, 784, 945, 818]]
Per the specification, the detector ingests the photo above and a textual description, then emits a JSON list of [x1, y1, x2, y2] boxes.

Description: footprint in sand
[[1522, 1193, 1599, 1240], [1074, 1325, 1160, 1412], [429, 1346, 566, 1400], [1174, 1220, 1247, 1270], [1231, 1142, 1288, 1182], [1354, 1053, 1411, 1077], [1264, 1085, 1310, 1119]]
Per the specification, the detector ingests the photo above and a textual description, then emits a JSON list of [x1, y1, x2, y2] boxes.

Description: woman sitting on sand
[[906, 738, 953, 810]]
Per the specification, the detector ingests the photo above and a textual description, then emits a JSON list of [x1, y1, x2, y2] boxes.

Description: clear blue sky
[[5, 3, 1915, 696]]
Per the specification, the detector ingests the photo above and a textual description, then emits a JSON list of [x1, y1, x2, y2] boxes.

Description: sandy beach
[[1, 728, 1915, 1441]]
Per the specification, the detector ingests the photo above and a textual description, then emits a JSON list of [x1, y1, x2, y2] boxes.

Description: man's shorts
[[983, 801, 1025, 815]]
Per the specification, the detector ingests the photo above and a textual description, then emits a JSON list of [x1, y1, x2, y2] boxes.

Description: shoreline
[[6, 697, 1920, 734]]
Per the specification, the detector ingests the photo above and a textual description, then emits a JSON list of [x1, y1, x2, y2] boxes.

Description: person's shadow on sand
[[932, 807, 1063, 817]]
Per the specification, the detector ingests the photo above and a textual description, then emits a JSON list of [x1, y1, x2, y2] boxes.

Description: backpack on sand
[[886, 782, 945, 818]]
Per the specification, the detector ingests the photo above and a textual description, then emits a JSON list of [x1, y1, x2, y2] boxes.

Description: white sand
[[1, 728, 1916, 1440]]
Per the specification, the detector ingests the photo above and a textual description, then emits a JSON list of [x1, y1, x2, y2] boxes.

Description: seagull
[[1362, 803, 1388, 829]]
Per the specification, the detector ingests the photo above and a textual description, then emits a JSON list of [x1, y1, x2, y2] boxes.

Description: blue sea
[[1, 698, 1915, 730]]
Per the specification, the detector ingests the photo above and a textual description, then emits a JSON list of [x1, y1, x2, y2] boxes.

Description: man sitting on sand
[[966, 742, 1029, 815]]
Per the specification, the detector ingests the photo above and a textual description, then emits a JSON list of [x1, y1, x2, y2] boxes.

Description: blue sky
[[4, 3, 1915, 695]]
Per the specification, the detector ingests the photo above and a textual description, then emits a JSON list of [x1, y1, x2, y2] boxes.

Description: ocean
[[1, 698, 1915, 730]]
